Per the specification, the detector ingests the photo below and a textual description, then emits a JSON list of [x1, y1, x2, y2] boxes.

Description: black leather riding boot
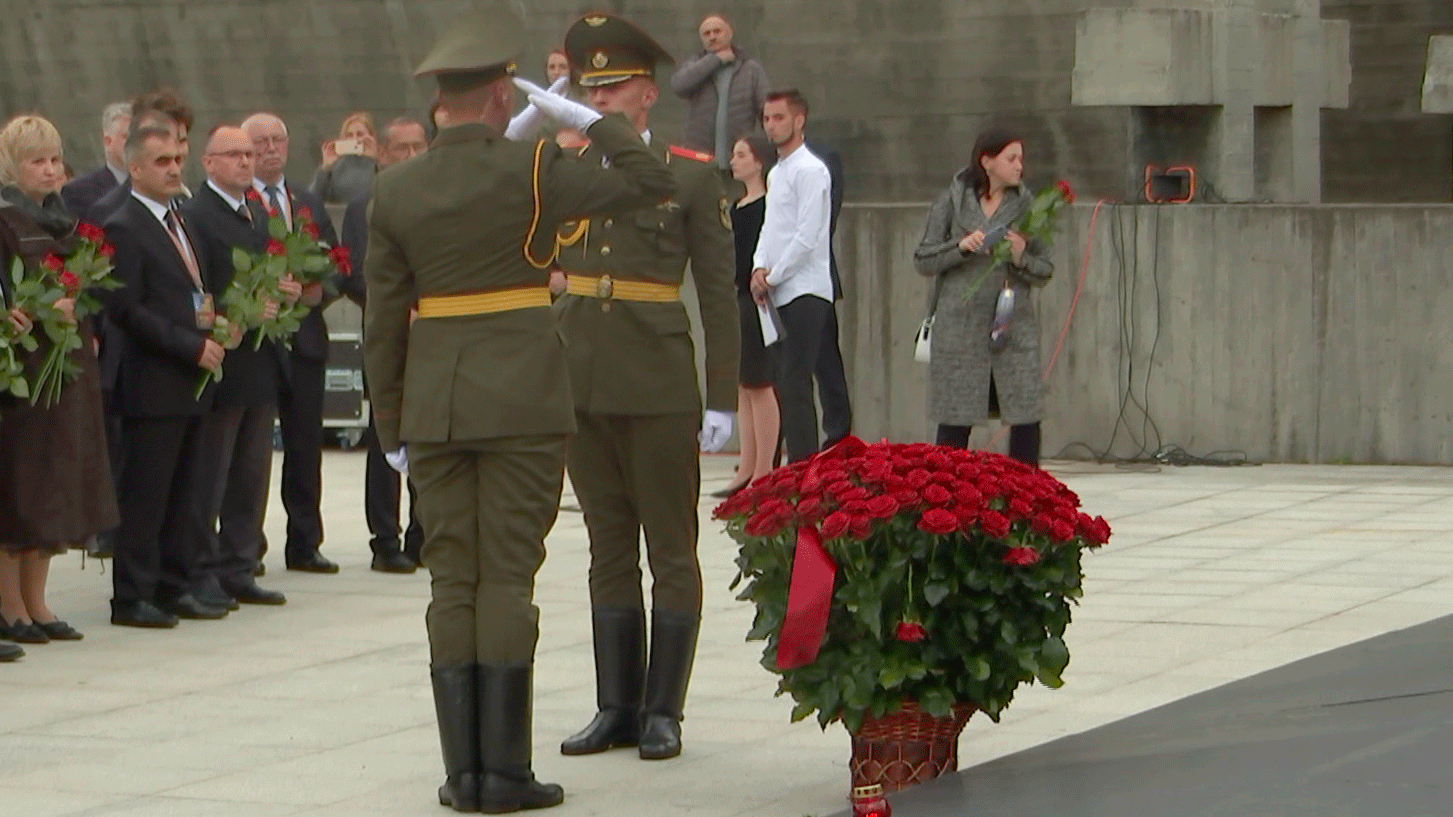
[[559, 607, 646, 755]]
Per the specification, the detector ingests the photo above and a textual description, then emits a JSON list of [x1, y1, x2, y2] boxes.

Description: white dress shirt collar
[[206, 180, 249, 214], [130, 189, 173, 226]]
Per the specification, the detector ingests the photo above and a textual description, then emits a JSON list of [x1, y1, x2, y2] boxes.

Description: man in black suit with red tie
[[241, 112, 339, 574], [100, 125, 232, 627], [183, 124, 295, 608]]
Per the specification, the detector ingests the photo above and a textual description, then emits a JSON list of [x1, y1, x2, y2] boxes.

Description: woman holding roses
[[0, 114, 118, 644], [913, 128, 1054, 465]]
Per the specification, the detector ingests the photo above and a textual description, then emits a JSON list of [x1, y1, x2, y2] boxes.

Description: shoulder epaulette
[[668, 145, 713, 163]]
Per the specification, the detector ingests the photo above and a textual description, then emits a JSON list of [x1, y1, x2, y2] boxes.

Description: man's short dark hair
[[131, 87, 194, 133], [124, 124, 175, 163], [765, 88, 809, 119]]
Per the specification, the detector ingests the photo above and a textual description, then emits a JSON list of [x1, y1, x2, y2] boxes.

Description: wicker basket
[[849, 702, 976, 793]]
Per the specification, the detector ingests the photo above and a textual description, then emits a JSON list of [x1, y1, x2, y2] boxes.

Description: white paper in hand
[[758, 304, 780, 346]]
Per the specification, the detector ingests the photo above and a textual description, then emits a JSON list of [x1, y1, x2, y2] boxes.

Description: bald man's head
[[202, 125, 256, 197], [242, 112, 289, 184], [698, 14, 733, 53]]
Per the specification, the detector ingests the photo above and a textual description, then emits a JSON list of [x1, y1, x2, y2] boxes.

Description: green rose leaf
[[923, 581, 952, 607], [1035, 636, 1070, 688]]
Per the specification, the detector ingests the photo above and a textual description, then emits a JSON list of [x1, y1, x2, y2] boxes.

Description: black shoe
[[110, 600, 179, 629], [638, 610, 701, 760], [0, 640, 22, 661], [432, 665, 482, 813], [561, 608, 645, 755], [286, 552, 340, 574], [709, 482, 747, 499], [195, 586, 240, 612], [403, 537, 424, 569], [226, 582, 287, 606], [37, 620, 83, 641], [371, 550, 418, 574], [479, 663, 565, 812], [158, 594, 229, 620], [1, 617, 49, 644]]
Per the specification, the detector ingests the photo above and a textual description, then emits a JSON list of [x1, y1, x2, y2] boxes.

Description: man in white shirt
[[750, 88, 836, 462]]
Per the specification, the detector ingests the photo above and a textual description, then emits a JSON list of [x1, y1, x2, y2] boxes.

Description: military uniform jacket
[[363, 113, 676, 453], [553, 136, 739, 416]]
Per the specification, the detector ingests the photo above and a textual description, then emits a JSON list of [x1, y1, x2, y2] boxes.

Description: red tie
[[165, 210, 203, 290]]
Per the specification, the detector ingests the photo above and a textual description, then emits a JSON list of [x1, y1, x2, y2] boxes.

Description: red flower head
[[1055, 179, 1076, 204], [41, 254, 64, 272], [99, 243, 115, 259], [1007, 497, 1033, 518], [979, 510, 1011, 539], [848, 515, 873, 540], [894, 621, 927, 643], [904, 469, 931, 490], [795, 496, 825, 524], [295, 207, 312, 224], [1002, 546, 1040, 567], [266, 239, 286, 256], [301, 222, 320, 240], [916, 508, 959, 536], [58, 270, 80, 296], [819, 511, 851, 539], [866, 495, 899, 520], [922, 484, 953, 506], [1050, 518, 1076, 542], [75, 222, 104, 243]]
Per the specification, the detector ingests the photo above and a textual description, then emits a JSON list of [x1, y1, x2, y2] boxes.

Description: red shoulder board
[[669, 145, 713, 163]]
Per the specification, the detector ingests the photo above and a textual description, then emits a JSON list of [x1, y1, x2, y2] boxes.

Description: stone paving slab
[[1, 454, 1451, 817]]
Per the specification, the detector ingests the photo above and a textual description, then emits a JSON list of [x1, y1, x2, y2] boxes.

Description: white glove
[[511, 77, 602, 134], [385, 446, 408, 475], [504, 76, 570, 140], [698, 410, 735, 453]]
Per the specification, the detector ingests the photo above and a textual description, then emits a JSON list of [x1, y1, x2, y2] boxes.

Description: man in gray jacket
[[670, 14, 770, 172]]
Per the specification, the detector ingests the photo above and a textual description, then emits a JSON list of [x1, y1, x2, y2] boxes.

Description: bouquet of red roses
[[222, 241, 303, 351], [0, 309, 29, 400], [714, 437, 1109, 734], [7, 223, 121, 406], [248, 190, 350, 305]]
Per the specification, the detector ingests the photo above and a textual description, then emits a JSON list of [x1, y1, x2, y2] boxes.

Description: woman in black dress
[[0, 114, 119, 644], [716, 133, 778, 496]]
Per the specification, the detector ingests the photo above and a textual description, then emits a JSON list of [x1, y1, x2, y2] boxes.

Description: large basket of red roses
[[714, 436, 1110, 792]]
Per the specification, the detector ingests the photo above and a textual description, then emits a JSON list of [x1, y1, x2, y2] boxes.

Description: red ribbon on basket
[[775, 435, 866, 670]]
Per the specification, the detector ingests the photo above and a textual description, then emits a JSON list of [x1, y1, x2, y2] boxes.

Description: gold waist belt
[[415, 288, 552, 318], [564, 274, 680, 303]]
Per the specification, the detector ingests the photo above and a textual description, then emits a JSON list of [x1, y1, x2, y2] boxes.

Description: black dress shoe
[[371, 551, 418, 574], [286, 552, 340, 574], [226, 582, 287, 606], [111, 600, 179, 628], [158, 594, 229, 620], [195, 587, 240, 611], [709, 483, 747, 499], [1, 618, 49, 644], [37, 620, 83, 641], [0, 640, 22, 661]]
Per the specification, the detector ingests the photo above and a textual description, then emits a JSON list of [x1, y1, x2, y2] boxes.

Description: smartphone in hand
[[335, 138, 364, 156], [977, 224, 1008, 254]]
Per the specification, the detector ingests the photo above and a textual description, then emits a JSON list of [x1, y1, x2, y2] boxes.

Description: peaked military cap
[[414, 4, 523, 89], [564, 12, 675, 87]]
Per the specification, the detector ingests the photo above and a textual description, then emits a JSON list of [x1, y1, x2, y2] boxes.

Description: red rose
[[820, 511, 851, 539], [1002, 546, 1040, 566], [795, 496, 824, 523], [953, 506, 979, 529], [979, 510, 1011, 539], [295, 207, 313, 223], [1078, 514, 1111, 546], [744, 510, 781, 537], [921, 484, 953, 506], [1055, 179, 1076, 204], [916, 508, 959, 535], [301, 222, 320, 240], [1007, 497, 1033, 517], [925, 451, 951, 469], [893, 489, 921, 508], [1050, 518, 1076, 541], [928, 471, 956, 485], [58, 270, 80, 295], [41, 254, 64, 272], [827, 479, 855, 498], [839, 486, 870, 503], [328, 245, 352, 276], [954, 485, 984, 506], [266, 239, 286, 256], [75, 222, 104, 242], [99, 243, 115, 258], [893, 621, 927, 643], [848, 515, 873, 540], [905, 469, 931, 489], [1030, 513, 1056, 535], [841, 499, 870, 516], [866, 495, 899, 520]]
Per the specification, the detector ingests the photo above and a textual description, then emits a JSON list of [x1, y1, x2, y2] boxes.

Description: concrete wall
[[836, 201, 1453, 464]]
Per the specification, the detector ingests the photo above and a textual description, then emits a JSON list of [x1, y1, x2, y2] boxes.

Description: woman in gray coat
[[913, 129, 1053, 465]]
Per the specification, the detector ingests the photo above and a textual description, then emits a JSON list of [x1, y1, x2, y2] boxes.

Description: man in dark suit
[[340, 117, 429, 573], [100, 125, 231, 628], [61, 101, 131, 220], [806, 137, 852, 446], [183, 124, 294, 607], [86, 90, 195, 225], [242, 111, 339, 574]]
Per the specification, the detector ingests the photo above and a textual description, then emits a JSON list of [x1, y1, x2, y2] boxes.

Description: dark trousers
[[776, 295, 832, 462], [197, 403, 276, 593], [278, 356, 325, 561], [936, 422, 1042, 466], [363, 411, 421, 553], [112, 415, 210, 605], [814, 302, 852, 445], [568, 411, 703, 615], [94, 389, 125, 549]]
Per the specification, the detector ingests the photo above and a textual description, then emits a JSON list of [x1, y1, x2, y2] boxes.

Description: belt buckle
[[596, 275, 613, 299]]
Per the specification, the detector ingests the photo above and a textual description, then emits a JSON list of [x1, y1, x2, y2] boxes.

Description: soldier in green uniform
[[361, 6, 677, 812], [551, 13, 740, 762]]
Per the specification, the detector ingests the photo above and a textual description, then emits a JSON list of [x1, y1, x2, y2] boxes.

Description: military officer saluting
[[362, 5, 676, 812], [552, 13, 740, 763]]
